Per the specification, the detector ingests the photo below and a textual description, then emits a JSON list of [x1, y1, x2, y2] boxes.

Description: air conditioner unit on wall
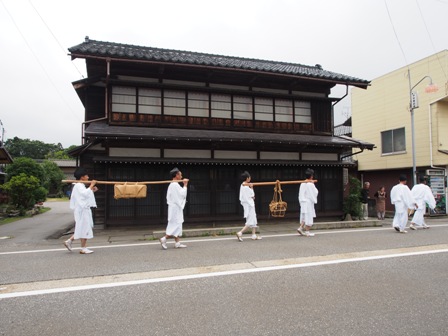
[[426, 169, 445, 176]]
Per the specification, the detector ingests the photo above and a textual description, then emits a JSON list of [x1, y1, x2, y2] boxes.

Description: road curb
[[152, 219, 382, 239]]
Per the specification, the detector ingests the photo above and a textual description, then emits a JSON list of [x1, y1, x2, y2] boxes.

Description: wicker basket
[[269, 200, 287, 217], [269, 180, 287, 217]]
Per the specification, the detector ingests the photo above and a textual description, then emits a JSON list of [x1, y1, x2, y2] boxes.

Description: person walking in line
[[236, 171, 262, 242], [159, 168, 189, 250], [410, 176, 436, 230], [297, 168, 318, 237], [360, 182, 370, 220], [374, 186, 387, 220], [390, 175, 417, 234], [64, 167, 98, 254]]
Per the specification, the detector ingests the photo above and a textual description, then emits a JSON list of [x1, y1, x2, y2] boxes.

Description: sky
[[0, 0, 447, 148]]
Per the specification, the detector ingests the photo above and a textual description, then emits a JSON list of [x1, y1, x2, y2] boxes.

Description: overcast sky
[[1, 0, 447, 148]]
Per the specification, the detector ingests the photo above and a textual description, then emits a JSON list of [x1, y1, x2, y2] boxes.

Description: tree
[[46, 150, 71, 159], [41, 160, 65, 195], [4, 137, 62, 159], [46, 144, 78, 159], [2, 173, 47, 213], [5, 157, 45, 184], [343, 175, 363, 220]]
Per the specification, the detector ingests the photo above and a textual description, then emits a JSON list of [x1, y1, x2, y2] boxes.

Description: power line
[[384, 0, 409, 68], [0, 0, 82, 123], [28, 0, 85, 79], [415, 0, 447, 80]]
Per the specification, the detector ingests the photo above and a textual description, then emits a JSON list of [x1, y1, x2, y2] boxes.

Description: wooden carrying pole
[[244, 179, 317, 187], [61, 180, 185, 185], [63, 179, 311, 186]]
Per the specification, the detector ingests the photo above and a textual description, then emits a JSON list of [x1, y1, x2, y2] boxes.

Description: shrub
[[2, 173, 47, 213], [343, 175, 362, 219], [5, 157, 45, 183], [40, 160, 65, 195], [34, 186, 48, 203]]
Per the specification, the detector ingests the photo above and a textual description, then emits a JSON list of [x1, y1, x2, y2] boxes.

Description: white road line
[[1, 247, 448, 299], [1, 223, 447, 256]]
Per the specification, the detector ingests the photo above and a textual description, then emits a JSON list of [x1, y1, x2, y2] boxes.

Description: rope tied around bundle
[[269, 180, 287, 217], [113, 182, 147, 199]]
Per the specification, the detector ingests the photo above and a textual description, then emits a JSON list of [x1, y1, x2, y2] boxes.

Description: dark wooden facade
[[69, 37, 373, 228]]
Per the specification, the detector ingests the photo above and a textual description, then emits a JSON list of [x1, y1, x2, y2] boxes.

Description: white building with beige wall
[[351, 50, 448, 214]]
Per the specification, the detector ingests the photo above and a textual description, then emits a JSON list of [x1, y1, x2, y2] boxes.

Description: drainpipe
[[332, 84, 349, 107], [332, 84, 349, 135], [428, 98, 448, 215], [428, 97, 448, 171], [340, 148, 365, 160]]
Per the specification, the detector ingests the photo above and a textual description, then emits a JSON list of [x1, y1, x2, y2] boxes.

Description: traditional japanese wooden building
[[68, 37, 374, 228]]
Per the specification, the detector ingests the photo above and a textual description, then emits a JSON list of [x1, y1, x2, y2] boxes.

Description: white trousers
[[244, 205, 258, 227], [300, 212, 314, 226], [411, 208, 426, 226], [393, 211, 408, 231]]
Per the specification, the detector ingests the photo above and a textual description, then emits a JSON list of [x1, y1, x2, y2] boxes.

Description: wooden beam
[[62, 180, 183, 185], [243, 179, 317, 187]]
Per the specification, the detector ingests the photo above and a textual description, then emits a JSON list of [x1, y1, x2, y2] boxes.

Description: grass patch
[[45, 197, 69, 202], [0, 207, 51, 225], [141, 236, 157, 241]]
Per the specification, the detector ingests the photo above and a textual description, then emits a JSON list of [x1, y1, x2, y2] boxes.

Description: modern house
[[68, 37, 374, 228], [352, 50, 448, 215]]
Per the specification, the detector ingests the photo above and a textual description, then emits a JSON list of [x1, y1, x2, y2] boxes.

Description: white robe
[[390, 183, 415, 230], [299, 182, 318, 226], [70, 183, 97, 239], [166, 182, 187, 237], [411, 183, 436, 226], [239, 184, 257, 227]]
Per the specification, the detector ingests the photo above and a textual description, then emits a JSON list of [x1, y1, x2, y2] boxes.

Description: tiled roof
[[69, 37, 370, 88], [334, 125, 352, 136], [49, 159, 77, 167], [0, 147, 13, 164], [84, 121, 374, 150]]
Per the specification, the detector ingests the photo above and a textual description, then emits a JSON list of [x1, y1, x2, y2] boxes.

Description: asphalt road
[[1, 214, 448, 335], [0, 201, 74, 246]]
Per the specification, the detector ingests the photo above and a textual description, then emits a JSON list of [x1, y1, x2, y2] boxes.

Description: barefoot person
[[236, 171, 261, 242], [297, 168, 318, 237], [159, 168, 189, 249], [64, 167, 98, 254]]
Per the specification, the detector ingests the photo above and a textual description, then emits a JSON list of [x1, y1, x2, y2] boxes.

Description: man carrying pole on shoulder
[[297, 168, 318, 237], [159, 168, 189, 249]]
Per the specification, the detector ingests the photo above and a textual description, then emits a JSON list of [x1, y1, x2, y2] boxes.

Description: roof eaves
[[84, 122, 375, 150], [69, 38, 370, 89]]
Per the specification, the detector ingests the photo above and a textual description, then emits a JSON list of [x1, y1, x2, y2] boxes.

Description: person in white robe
[[236, 171, 261, 241], [64, 167, 97, 254], [390, 175, 417, 233], [410, 176, 436, 230], [159, 168, 189, 249], [297, 168, 318, 237]]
